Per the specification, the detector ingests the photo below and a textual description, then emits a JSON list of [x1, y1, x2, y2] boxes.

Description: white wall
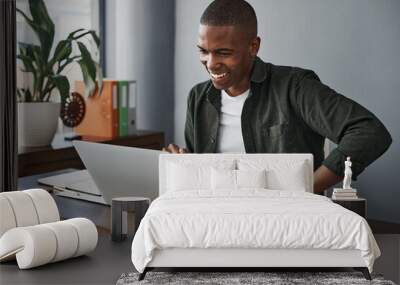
[[106, 0, 175, 143], [174, 0, 210, 146], [174, 0, 400, 223]]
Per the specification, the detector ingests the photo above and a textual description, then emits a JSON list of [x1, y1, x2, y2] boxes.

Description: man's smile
[[208, 70, 231, 86], [209, 71, 229, 79]]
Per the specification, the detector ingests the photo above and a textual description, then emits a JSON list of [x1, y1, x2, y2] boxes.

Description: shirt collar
[[250, 56, 267, 83]]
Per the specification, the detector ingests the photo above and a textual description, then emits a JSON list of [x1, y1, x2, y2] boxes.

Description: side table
[[111, 197, 150, 242], [332, 197, 366, 218]]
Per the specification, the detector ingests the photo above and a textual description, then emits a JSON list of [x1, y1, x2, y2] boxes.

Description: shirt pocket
[[262, 123, 289, 138]]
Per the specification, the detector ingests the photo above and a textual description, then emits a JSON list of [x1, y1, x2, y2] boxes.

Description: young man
[[163, 0, 392, 194]]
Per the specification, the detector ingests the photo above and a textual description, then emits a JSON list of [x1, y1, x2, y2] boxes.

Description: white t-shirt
[[216, 89, 249, 153]]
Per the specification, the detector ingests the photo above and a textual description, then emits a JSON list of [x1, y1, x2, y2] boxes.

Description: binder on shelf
[[127, 81, 137, 134], [118, 80, 137, 136], [117, 81, 129, 136], [74, 80, 118, 138]]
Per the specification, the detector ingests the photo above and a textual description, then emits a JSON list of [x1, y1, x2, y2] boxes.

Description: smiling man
[[163, 0, 392, 194]]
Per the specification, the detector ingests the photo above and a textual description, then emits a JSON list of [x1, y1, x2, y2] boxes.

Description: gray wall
[[174, 0, 400, 223], [106, 0, 175, 143]]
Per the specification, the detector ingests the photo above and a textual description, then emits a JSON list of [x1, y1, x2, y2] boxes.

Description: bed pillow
[[166, 160, 235, 191], [211, 168, 236, 190], [236, 169, 267, 188], [267, 163, 308, 191], [211, 168, 267, 190], [238, 159, 309, 192]]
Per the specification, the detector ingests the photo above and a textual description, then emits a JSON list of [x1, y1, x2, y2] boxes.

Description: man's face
[[197, 24, 260, 95]]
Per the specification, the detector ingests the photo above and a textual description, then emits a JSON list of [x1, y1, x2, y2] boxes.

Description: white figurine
[[342, 156, 352, 189]]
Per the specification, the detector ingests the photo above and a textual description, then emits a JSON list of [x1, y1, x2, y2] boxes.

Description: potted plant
[[17, 0, 102, 147]]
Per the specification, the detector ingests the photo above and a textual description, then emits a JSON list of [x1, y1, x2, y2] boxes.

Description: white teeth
[[210, 72, 227, 79]]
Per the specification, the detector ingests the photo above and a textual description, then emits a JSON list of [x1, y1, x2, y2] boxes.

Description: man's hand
[[313, 165, 343, 195], [162, 143, 188, 154]]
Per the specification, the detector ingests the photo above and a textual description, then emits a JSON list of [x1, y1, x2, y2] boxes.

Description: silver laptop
[[70, 141, 162, 204], [38, 169, 107, 204]]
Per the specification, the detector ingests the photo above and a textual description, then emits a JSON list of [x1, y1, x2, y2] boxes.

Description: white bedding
[[131, 190, 380, 273]]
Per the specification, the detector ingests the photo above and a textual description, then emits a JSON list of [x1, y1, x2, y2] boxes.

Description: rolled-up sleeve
[[292, 70, 392, 179]]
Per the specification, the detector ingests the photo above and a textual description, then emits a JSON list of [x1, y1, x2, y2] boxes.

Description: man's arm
[[314, 165, 342, 194], [291, 70, 392, 189]]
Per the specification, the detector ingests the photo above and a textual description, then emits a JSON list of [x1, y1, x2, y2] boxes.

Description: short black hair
[[200, 0, 257, 38]]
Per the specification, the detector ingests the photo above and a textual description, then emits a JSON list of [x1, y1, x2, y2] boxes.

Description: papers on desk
[[38, 170, 107, 205]]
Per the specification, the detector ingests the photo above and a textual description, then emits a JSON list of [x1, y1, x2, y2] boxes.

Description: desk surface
[[18, 130, 162, 154]]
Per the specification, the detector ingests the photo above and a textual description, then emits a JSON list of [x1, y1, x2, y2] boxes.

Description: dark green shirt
[[184, 57, 392, 179]]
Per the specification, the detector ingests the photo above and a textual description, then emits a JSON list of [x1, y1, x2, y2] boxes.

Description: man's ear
[[249, 36, 261, 57]]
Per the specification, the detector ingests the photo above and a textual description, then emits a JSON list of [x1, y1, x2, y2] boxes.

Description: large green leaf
[[77, 42, 96, 79], [77, 42, 97, 97], [18, 42, 40, 56], [56, 55, 81, 74], [18, 42, 45, 100], [18, 43, 37, 72], [16, 8, 36, 30], [17, 1, 55, 62], [52, 40, 72, 64], [71, 30, 100, 47], [18, 42, 42, 69], [17, 54, 35, 72], [78, 61, 96, 98], [28, 0, 55, 61], [49, 75, 70, 102], [96, 62, 103, 96], [29, 45, 46, 95], [67, 29, 85, 40]]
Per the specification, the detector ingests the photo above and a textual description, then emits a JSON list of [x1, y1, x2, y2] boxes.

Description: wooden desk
[[18, 130, 164, 177]]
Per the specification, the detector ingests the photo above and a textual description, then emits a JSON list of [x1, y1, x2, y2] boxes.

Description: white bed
[[131, 154, 379, 280]]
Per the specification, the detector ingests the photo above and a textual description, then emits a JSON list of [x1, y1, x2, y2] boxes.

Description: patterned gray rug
[[116, 271, 396, 285]]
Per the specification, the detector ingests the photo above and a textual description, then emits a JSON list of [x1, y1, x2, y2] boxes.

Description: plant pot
[[18, 102, 61, 147]]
